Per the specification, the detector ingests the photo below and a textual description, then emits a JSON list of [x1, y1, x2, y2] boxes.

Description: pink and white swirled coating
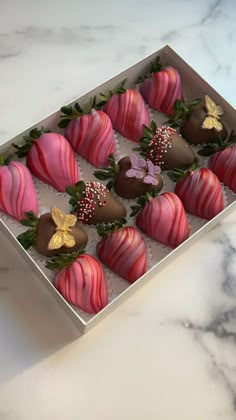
[[208, 145, 236, 193], [140, 67, 182, 116], [175, 168, 224, 220], [136, 192, 190, 248], [103, 89, 149, 143], [26, 132, 80, 192], [55, 254, 108, 314], [97, 226, 147, 283], [64, 110, 115, 168], [0, 161, 38, 221]]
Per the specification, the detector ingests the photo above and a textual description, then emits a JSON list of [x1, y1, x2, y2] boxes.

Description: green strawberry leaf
[[165, 98, 201, 128], [130, 191, 157, 216], [13, 127, 50, 157], [136, 56, 163, 83], [0, 154, 13, 166], [93, 154, 119, 182], [17, 229, 36, 250], [97, 218, 127, 238], [168, 158, 199, 182], [46, 249, 85, 271]]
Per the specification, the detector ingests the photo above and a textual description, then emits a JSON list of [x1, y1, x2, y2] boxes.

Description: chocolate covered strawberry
[[46, 251, 108, 314], [166, 96, 228, 145], [137, 121, 195, 170], [168, 160, 224, 219], [0, 155, 38, 221], [58, 99, 115, 168], [138, 56, 182, 115], [14, 128, 81, 192], [99, 79, 149, 143], [17, 207, 88, 257], [66, 180, 126, 225], [97, 219, 147, 283], [131, 192, 190, 248], [94, 154, 163, 199], [198, 131, 236, 193]]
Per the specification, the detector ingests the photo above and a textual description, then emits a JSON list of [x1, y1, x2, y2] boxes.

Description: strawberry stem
[[97, 218, 127, 238], [0, 154, 13, 166], [17, 211, 39, 249], [58, 97, 102, 129], [46, 249, 85, 271], [66, 181, 86, 213], [93, 154, 119, 189], [97, 79, 127, 107], [198, 130, 236, 156], [134, 120, 157, 156], [13, 127, 51, 158], [167, 158, 199, 182], [136, 56, 163, 83], [130, 190, 157, 217], [165, 99, 201, 128]]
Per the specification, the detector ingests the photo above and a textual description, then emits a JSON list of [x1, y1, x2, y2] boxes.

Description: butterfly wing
[[143, 175, 158, 186], [51, 207, 76, 230], [138, 158, 146, 168], [48, 231, 75, 250], [61, 214, 77, 230], [202, 116, 223, 131], [146, 160, 161, 175], [126, 168, 144, 179], [51, 207, 65, 228], [205, 95, 224, 118]]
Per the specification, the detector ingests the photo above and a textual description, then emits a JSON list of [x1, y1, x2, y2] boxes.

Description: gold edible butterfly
[[47, 207, 77, 250], [201, 95, 224, 132]]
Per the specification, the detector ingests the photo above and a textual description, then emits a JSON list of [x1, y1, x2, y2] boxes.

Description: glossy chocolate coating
[[159, 131, 195, 170], [88, 191, 126, 225], [35, 213, 88, 256], [180, 101, 228, 145], [114, 156, 163, 199]]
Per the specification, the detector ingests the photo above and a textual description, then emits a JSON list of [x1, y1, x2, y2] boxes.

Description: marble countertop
[[0, 0, 236, 419]]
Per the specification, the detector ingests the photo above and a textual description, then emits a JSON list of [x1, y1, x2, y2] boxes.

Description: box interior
[[1, 45, 235, 332]]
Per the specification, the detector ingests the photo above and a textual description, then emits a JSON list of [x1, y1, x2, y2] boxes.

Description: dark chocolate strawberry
[[17, 207, 88, 257], [198, 131, 236, 193], [98, 79, 149, 143], [137, 56, 183, 115], [166, 96, 228, 145], [46, 251, 108, 314], [13, 128, 81, 192], [168, 160, 224, 219], [137, 120, 195, 170], [131, 191, 190, 248], [58, 98, 115, 168], [97, 219, 147, 283], [66, 181, 126, 225], [94, 154, 163, 199]]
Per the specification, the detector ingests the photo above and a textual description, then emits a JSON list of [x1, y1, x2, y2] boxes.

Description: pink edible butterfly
[[143, 160, 161, 185], [126, 154, 146, 179]]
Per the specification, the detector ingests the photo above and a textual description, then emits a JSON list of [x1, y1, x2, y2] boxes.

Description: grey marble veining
[[0, 0, 236, 419]]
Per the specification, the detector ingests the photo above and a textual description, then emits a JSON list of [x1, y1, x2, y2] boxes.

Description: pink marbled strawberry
[[138, 57, 182, 116], [100, 80, 149, 143], [59, 103, 115, 168], [14, 129, 81, 192], [169, 162, 224, 220], [97, 221, 147, 283], [132, 192, 190, 248], [0, 157, 38, 221], [198, 134, 236, 193], [208, 145, 236, 193], [47, 252, 108, 314]]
